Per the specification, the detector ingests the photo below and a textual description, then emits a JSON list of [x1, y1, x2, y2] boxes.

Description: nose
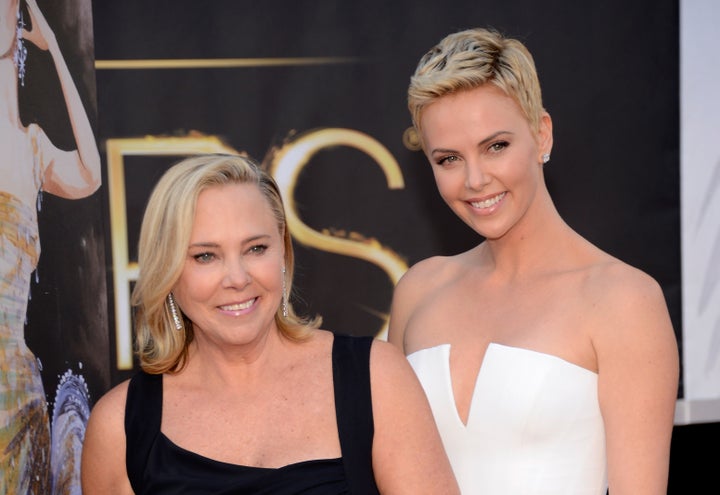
[[464, 160, 490, 190], [222, 258, 252, 289]]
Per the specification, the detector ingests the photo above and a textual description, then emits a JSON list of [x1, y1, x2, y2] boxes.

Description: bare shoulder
[[369, 338, 415, 377], [279, 328, 336, 371], [82, 379, 133, 494], [388, 251, 471, 348], [88, 379, 130, 423], [586, 259, 669, 318], [583, 257, 677, 357], [305, 327, 336, 348], [84, 378, 130, 449], [368, 338, 429, 402], [394, 254, 453, 294], [400, 249, 478, 282]]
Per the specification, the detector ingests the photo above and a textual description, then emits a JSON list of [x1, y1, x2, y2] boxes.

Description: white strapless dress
[[407, 343, 608, 495]]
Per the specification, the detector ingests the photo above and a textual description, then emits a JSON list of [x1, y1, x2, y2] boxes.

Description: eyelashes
[[434, 140, 510, 166], [190, 244, 269, 263], [192, 252, 215, 263], [489, 140, 509, 152], [248, 244, 268, 255], [436, 154, 460, 166]]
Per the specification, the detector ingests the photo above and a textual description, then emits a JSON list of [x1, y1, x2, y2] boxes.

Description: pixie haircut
[[408, 27, 546, 136], [131, 153, 320, 374]]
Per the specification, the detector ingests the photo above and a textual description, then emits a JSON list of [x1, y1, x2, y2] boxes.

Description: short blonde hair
[[131, 153, 320, 374], [408, 27, 545, 135]]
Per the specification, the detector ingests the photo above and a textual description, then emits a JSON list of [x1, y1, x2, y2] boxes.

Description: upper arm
[[595, 271, 679, 494], [369, 340, 459, 494], [387, 258, 441, 351], [81, 380, 134, 495], [387, 269, 414, 349]]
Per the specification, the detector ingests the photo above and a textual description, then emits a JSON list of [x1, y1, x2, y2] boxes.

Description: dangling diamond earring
[[281, 266, 288, 318], [542, 153, 551, 164], [14, 9, 27, 86], [167, 293, 183, 331]]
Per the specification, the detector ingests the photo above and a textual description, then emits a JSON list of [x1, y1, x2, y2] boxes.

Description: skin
[[388, 84, 679, 494], [81, 182, 459, 494]]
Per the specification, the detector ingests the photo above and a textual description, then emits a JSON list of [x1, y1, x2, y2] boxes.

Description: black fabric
[[124, 334, 379, 494], [332, 335, 379, 494], [125, 370, 162, 493]]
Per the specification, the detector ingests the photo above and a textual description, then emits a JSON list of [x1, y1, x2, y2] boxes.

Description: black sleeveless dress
[[125, 334, 380, 494]]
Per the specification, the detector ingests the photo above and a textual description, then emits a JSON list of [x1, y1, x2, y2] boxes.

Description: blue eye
[[489, 141, 509, 152], [437, 155, 460, 166], [193, 252, 215, 263], [249, 244, 268, 255]]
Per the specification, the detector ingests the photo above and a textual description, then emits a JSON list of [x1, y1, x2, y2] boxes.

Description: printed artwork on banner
[[0, 0, 108, 493]]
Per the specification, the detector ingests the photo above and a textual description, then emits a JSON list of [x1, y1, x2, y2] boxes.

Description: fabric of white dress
[[407, 343, 608, 495]]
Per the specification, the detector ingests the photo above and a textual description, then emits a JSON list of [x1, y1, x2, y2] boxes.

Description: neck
[[483, 193, 572, 277]]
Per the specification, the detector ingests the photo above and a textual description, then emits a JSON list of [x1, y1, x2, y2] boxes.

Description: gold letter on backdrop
[[107, 136, 239, 369], [269, 128, 408, 339]]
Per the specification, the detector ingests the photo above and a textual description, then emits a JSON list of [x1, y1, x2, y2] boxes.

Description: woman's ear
[[537, 112, 553, 162]]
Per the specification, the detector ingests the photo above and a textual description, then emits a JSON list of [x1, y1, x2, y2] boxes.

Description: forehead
[[420, 85, 529, 144], [191, 183, 278, 237]]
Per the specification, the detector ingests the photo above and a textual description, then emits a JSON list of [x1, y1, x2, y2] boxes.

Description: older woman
[[81, 153, 459, 495]]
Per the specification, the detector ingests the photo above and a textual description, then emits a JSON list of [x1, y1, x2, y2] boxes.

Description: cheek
[[518, 157, 544, 187], [255, 259, 284, 293], [172, 268, 216, 309], [504, 148, 539, 183], [432, 169, 460, 199]]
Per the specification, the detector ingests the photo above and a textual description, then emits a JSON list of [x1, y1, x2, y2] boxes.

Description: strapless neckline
[[407, 342, 607, 494], [407, 343, 597, 429]]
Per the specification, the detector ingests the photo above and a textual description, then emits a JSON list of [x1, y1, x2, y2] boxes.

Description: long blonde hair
[[131, 153, 320, 374]]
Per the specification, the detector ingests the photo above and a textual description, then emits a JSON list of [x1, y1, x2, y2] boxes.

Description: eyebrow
[[188, 234, 272, 248], [429, 130, 513, 155]]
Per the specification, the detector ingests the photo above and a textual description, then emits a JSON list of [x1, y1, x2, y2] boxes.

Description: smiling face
[[172, 182, 285, 349], [420, 84, 552, 240]]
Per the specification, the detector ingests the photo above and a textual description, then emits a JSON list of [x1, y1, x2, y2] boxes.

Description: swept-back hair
[[408, 27, 545, 136]]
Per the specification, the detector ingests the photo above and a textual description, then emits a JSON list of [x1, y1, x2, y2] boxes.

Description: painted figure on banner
[[0, 0, 100, 493], [80, 153, 458, 494], [387, 27, 679, 494]]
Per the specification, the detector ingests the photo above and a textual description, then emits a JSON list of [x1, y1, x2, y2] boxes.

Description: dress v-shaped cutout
[[408, 342, 597, 428], [406, 342, 607, 494]]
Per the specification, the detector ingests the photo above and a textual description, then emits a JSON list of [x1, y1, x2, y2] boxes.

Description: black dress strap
[[332, 334, 380, 494], [125, 371, 162, 493]]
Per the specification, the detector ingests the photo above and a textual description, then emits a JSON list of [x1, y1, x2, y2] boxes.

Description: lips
[[469, 191, 506, 209], [219, 298, 256, 311]]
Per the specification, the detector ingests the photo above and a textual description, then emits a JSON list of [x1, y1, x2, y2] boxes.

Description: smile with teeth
[[219, 298, 256, 311], [470, 192, 506, 208]]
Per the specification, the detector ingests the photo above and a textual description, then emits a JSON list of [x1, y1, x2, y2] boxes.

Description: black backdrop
[[91, 0, 681, 372], [76, 0, 709, 491]]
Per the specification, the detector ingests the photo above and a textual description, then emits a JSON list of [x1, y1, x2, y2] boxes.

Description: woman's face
[[172, 182, 285, 349], [419, 84, 551, 240]]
